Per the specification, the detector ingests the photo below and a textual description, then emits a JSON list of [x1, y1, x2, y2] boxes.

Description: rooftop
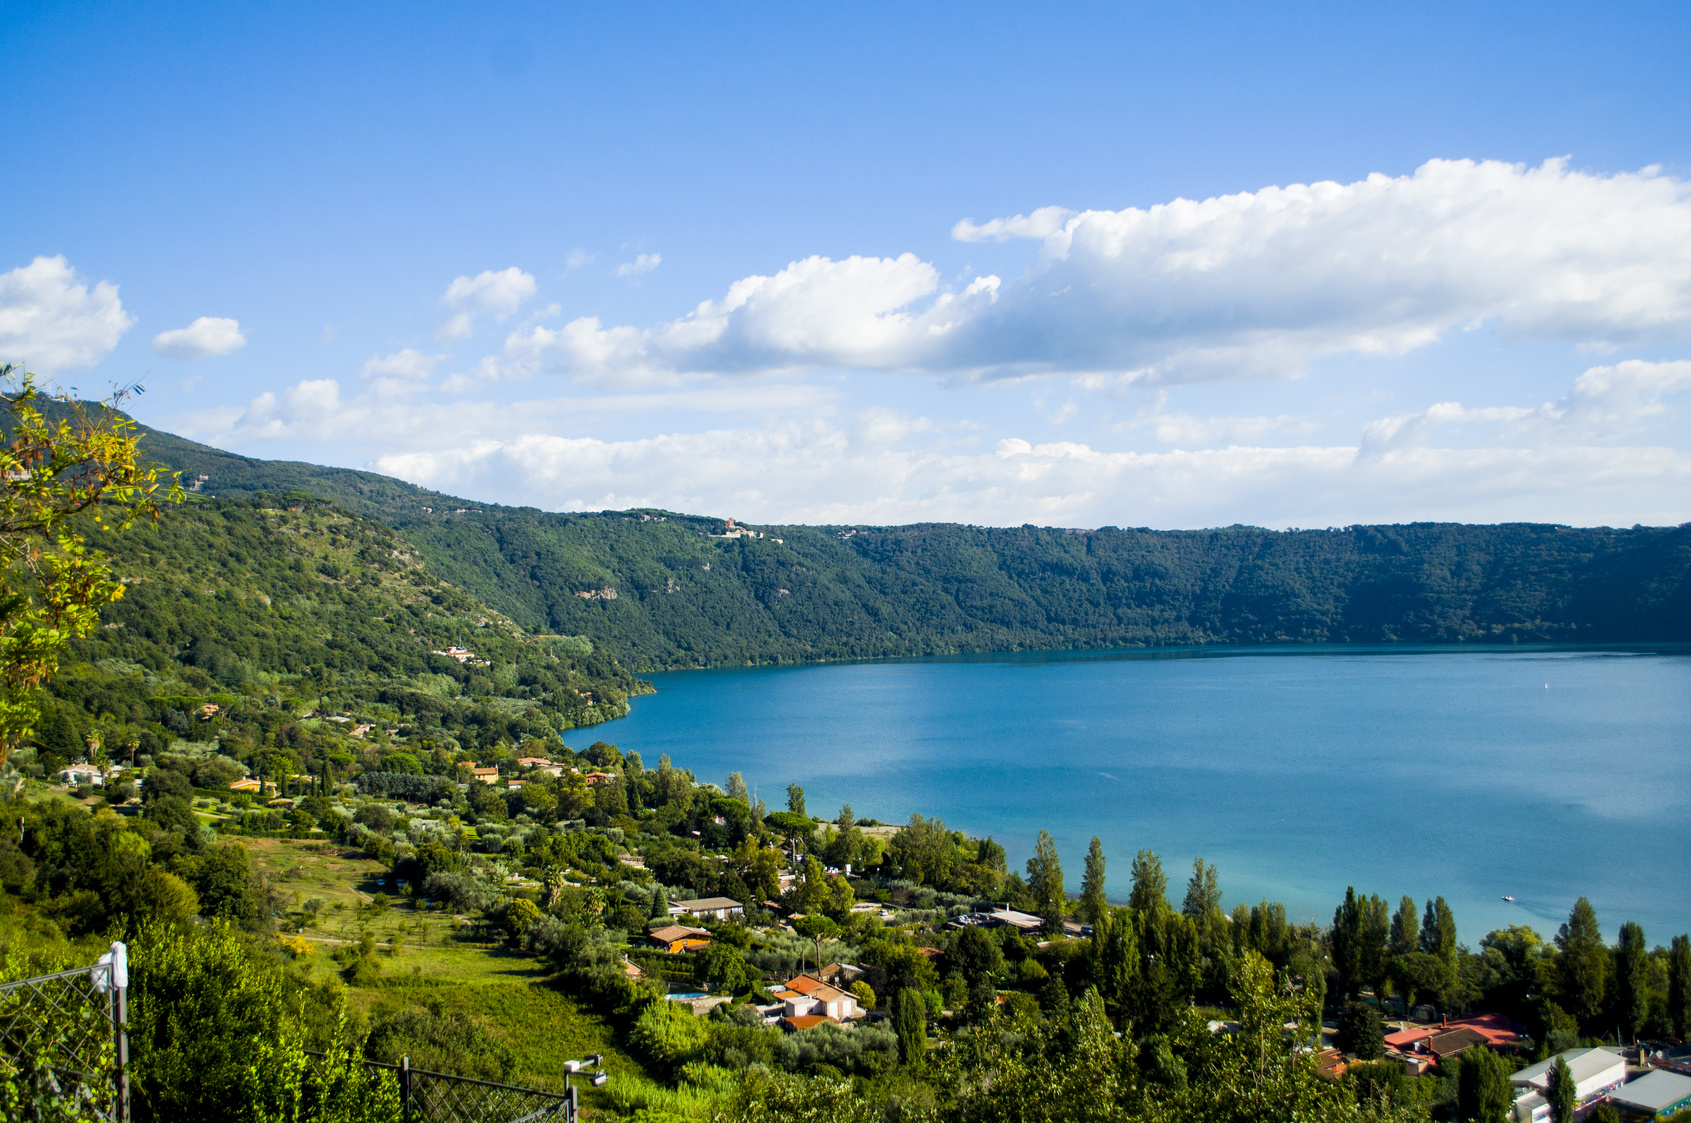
[[647, 925, 710, 943], [676, 897, 743, 911], [1512, 1047, 1626, 1090], [1611, 1070, 1691, 1114]]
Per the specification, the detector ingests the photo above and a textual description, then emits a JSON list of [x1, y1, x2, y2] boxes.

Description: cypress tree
[[1128, 849, 1167, 914], [1547, 1054, 1575, 1123], [1457, 1046, 1514, 1123], [894, 987, 927, 1066], [1180, 857, 1220, 919], [1025, 829, 1064, 934], [1615, 922, 1648, 1043], [1389, 895, 1418, 958], [1557, 898, 1608, 1023], [1078, 837, 1107, 925], [1670, 934, 1691, 1040]]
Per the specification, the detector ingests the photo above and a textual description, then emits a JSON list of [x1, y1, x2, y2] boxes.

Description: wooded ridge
[[130, 415, 1691, 671]]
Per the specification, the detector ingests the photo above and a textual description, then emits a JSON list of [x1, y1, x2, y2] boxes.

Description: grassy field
[[244, 838, 649, 1109]]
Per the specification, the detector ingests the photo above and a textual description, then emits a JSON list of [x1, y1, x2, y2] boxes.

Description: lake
[[602, 646, 1691, 944]]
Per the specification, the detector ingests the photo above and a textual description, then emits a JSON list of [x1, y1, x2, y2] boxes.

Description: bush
[[364, 1005, 516, 1082]]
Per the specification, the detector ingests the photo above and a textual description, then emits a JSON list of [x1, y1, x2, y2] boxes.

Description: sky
[[4, 1, 1691, 529]]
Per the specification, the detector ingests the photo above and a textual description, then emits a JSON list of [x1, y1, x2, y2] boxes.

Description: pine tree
[[786, 783, 806, 818], [725, 772, 749, 804], [1026, 829, 1064, 934], [1078, 837, 1107, 925]]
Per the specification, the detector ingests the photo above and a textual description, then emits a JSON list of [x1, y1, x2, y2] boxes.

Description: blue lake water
[[600, 646, 1691, 945]]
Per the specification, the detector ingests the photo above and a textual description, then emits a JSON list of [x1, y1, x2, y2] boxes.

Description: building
[[774, 973, 861, 1021], [517, 757, 564, 776], [59, 766, 104, 787], [951, 908, 1045, 933], [1510, 1048, 1626, 1122], [432, 647, 474, 663], [1610, 1070, 1691, 1121], [671, 897, 744, 921], [471, 767, 499, 785], [646, 925, 711, 954]]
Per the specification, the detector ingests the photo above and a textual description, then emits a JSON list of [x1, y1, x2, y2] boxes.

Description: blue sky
[[4, 1, 1690, 527]]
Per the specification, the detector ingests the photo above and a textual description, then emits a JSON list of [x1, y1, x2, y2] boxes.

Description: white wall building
[[1510, 1048, 1626, 1122]]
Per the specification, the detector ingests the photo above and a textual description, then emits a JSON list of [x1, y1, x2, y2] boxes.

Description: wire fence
[[305, 1050, 577, 1123], [0, 942, 129, 1122]]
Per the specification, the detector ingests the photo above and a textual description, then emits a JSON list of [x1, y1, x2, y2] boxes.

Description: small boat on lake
[[1501, 895, 1515, 902]]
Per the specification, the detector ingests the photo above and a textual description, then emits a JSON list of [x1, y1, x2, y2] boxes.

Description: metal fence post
[[567, 1083, 578, 1123], [111, 941, 129, 1123], [401, 1054, 412, 1123]]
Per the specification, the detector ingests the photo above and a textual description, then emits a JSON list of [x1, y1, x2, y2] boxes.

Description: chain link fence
[[306, 1051, 577, 1123], [0, 941, 129, 1122]]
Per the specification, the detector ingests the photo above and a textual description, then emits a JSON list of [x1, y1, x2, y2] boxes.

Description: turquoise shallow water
[[602, 646, 1691, 944]]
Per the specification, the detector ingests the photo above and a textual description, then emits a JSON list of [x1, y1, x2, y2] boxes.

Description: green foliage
[[363, 1003, 516, 1082], [1456, 1047, 1514, 1123], [1336, 1001, 1385, 1060], [0, 946, 117, 1122], [127, 918, 401, 1123], [1556, 898, 1608, 1023], [1078, 836, 1107, 926], [1025, 829, 1064, 934], [893, 986, 926, 1067], [1546, 1054, 1575, 1123]]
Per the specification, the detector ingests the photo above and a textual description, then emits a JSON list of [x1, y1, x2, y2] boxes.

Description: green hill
[[125, 416, 1691, 671]]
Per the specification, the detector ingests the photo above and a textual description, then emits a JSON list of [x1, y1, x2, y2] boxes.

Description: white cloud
[[369, 419, 1691, 528], [951, 205, 1075, 243], [521, 159, 1691, 388], [0, 255, 134, 373], [564, 249, 596, 270], [615, 253, 662, 278], [439, 267, 537, 340], [1359, 359, 1691, 454], [360, 348, 442, 380], [151, 316, 246, 359]]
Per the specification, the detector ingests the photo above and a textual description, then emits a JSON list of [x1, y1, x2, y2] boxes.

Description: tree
[[1180, 857, 1220, 919], [0, 371, 183, 767], [1025, 829, 1064, 934], [794, 914, 839, 974], [1670, 934, 1691, 1040], [1546, 1054, 1575, 1123], [948, 925, 1005, 987], [1390, 896, 1418, 958], [1421, 896, 1458, 968], [1127, 849, 1167, 914], [1615, 921, 1649, 1043], [1336, 1000, 1385, 1060], [1456, 1045, 1514, 1123], [696, 941, 751, 993], [893, 987, 926, 1067], [724, 772, 749, 804], [786, 783, 806, 818], [1333, 887, 1365, 999], [1077, 836, 1107, 925], [1557, 897, 1608, 1022]]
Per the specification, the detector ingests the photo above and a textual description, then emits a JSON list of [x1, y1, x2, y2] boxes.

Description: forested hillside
[[129, 417, 1691, 670], [17, 494, 649, 791]]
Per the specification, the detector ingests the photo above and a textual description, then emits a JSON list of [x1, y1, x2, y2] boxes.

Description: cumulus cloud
[[1359, 359, 1691, 455], [360, 348, 442, 380], [151, 316, 246, 359], [514, 159, 1691, 388], [616, 253, 662, 278], [439, 267, 537, 339], [505, 255, 1001, 386], [368, 419, 1691, 529], [0, 255, 134, 373]]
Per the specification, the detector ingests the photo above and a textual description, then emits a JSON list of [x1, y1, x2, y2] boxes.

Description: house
[[671, 897, 744, 921], [1609, 1070, 1691, 1121], [517, 757, 564, 776], [59, 766, 104, 787], [230, 778, 278, 795], [1510, 1048, 1627, 1122], [816, 963, 865, 986], [506, 779, 527, 789], [582, 772, 614, 786], [779, 1014, 835, 1032], [646, 925, 711, 954], [432, 647, 474, 663], [774, 973, 861, 1021], [471, 767, 499, 785]]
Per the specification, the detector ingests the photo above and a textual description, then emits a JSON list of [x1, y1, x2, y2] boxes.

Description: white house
[[59, 766, 104, 787], [670, 896, 744, 921], [1510, 1048, 1626, 1122]]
